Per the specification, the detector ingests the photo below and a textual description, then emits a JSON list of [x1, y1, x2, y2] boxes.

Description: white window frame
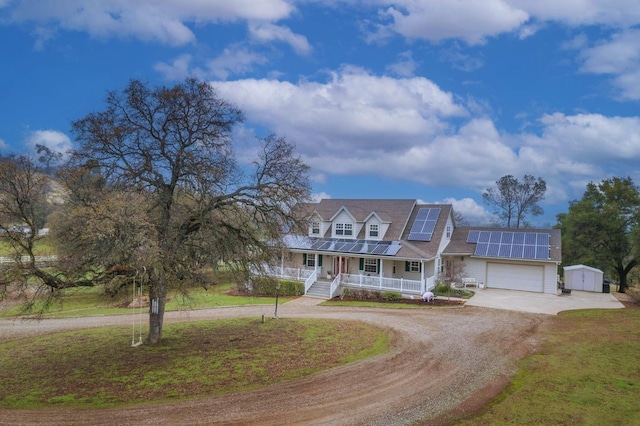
[[335, 223, 353, 236], [306, 256, 316, 267], [446, 225, 451, 238], [311, 221, 320, 235], [364, 258, 378, 273], [369, 224, 379, 238], [408, 261, 420, 272]]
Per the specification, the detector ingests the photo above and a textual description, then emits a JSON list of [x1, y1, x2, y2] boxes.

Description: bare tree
[[483, 174, 546, 228], [67, 78, 311, 344], [0, 155, 67, 309]]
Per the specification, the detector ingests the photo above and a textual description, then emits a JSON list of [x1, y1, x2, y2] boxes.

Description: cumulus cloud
[[248, 22, 312, 55], [206, 46, 269, 80], [0, 137, 8, 151], [5, 0, 295, 45], [578, 29, 640, 99], [379, 0, 529, 44], [24, 130, 72, 158], [437, 197, 495, 226]]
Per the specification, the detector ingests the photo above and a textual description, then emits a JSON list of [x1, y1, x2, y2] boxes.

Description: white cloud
[[6, 0, 295, 45], [214, 67, 467, 158], [437, 197, 494, 226], [511, 0, 640, 28], [311, 192, 331, 202], [154, 54, 197, 80], [578, 29, 640, 99], [379, 0, 529, 45], [0, 137, 8, 151], [206, 46, 269, 80], [24, 130, 72, 158], [385, 51, 418, 77], [248, 22, 312, 55]]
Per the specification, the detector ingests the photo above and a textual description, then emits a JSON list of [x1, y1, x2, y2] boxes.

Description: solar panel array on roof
[[287, 237, 402, 256], [467, 230, 550, 260], [408, 208, 441, 241]]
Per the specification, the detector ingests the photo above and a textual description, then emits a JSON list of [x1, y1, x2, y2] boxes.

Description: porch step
[[306, 281, 332, 299]]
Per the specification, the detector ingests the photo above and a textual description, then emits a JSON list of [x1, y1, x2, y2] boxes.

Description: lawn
[[0, 317, 389, 408], [0, 283, 280, 318], [459, 306, 640, 425]]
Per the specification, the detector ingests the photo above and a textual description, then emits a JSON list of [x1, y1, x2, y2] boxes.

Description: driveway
[[465, 288, 625, 315]]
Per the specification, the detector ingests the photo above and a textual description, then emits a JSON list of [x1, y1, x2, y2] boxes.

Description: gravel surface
[[0, 298, 547, 425]]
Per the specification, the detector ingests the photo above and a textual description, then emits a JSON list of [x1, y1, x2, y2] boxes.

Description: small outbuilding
[[563, 264, 604, 293]]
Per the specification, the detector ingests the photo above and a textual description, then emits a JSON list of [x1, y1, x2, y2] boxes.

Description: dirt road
[[0, 299, 547, 425]]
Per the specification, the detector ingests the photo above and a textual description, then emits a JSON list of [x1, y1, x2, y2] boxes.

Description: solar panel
[[467, 230, 480, 243], [470, 231, 551, 260], [478, 231, 491, 243], [407, 208, 441, 241], [475, 242, 489, 256], [487, 243, 500, 257], [501, 232, 514, 244]]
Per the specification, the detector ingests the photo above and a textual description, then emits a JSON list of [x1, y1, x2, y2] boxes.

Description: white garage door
[[487, 263, 544, 292]]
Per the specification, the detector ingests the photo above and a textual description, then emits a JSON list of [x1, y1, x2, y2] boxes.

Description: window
[[311, 222, 320, 235], [446, 225, 452, 238], [335, 223, 353, 236], [369, 224, 379, 237], [364, 258, 378, 273], [306, 256, 316, 267], [408, 261, 420, 272]]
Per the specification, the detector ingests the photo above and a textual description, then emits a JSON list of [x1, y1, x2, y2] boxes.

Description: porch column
[[379, 259, 383, 288], [421, 260, 425, 293], [315, 253, 319, 276]]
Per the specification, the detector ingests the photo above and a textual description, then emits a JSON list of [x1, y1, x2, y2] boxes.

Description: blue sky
[[2, 1, 640, 227]]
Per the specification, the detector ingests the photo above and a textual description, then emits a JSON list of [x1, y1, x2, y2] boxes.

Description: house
[[267, 199, 561, 298]]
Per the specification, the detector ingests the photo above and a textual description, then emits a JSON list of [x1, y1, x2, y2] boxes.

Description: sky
[[2, 0, 640, 228]]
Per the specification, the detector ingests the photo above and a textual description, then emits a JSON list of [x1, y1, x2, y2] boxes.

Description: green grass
[[0, 283, 282, 318], [0, 318, 388, 409], [458, 307, 640, 425]]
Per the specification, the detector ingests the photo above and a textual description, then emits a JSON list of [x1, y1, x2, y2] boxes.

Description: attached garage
[[487, 263, 544, 292], [564, 264, 603, 292]]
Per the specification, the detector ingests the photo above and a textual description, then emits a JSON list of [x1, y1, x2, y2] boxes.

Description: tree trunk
[[147, 270, 167, 344]]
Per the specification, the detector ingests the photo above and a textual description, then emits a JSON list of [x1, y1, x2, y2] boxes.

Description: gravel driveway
[[0, 299, 547, 425]]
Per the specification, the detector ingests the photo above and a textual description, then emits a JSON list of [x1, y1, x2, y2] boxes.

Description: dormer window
[[369, 224, 379, 238], [335, 223, 353, 236], [446, 225, 451, 238], [311, 221, 320, 235]]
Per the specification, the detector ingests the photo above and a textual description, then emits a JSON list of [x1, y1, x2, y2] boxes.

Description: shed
[[563, 264, 603, 292]]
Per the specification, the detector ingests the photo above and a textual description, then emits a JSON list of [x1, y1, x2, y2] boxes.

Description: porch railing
[[304, 269, 318, 294], [341, 273, 424, 295], [329, 273, 342, 298], [261, 265, 314, 282]]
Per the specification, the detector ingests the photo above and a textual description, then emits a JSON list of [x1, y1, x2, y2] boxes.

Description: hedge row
[[250, 277, 305, 296]]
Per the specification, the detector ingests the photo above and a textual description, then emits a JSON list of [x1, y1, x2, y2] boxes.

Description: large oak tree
[[66, 78, 311, 343], [557, 177, 640, 293]]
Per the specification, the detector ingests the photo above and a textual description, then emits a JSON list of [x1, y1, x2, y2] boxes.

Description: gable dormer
[[362, 211, 390, 240], [330, 206, 357, 239]]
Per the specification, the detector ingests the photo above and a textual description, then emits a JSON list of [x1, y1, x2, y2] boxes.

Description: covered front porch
[[264, 252, 437, 299]]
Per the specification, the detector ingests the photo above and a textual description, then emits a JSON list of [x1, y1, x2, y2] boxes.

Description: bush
[[381, 291, 401, 301], [627, 287, 640, 305], [249, 277, 304, 297]]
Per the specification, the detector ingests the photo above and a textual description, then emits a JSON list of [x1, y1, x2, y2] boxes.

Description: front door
[[334, 257, 348, 275]]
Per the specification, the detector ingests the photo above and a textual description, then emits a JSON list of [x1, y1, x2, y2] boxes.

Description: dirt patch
[[0, 302, 546, 425]]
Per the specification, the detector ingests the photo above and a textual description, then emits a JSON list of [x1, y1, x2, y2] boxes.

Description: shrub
[[249, 277, 304, 296], [341, 288, 352, 299], [381, 291, 401, 301], [627, 287, 640, 305]]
